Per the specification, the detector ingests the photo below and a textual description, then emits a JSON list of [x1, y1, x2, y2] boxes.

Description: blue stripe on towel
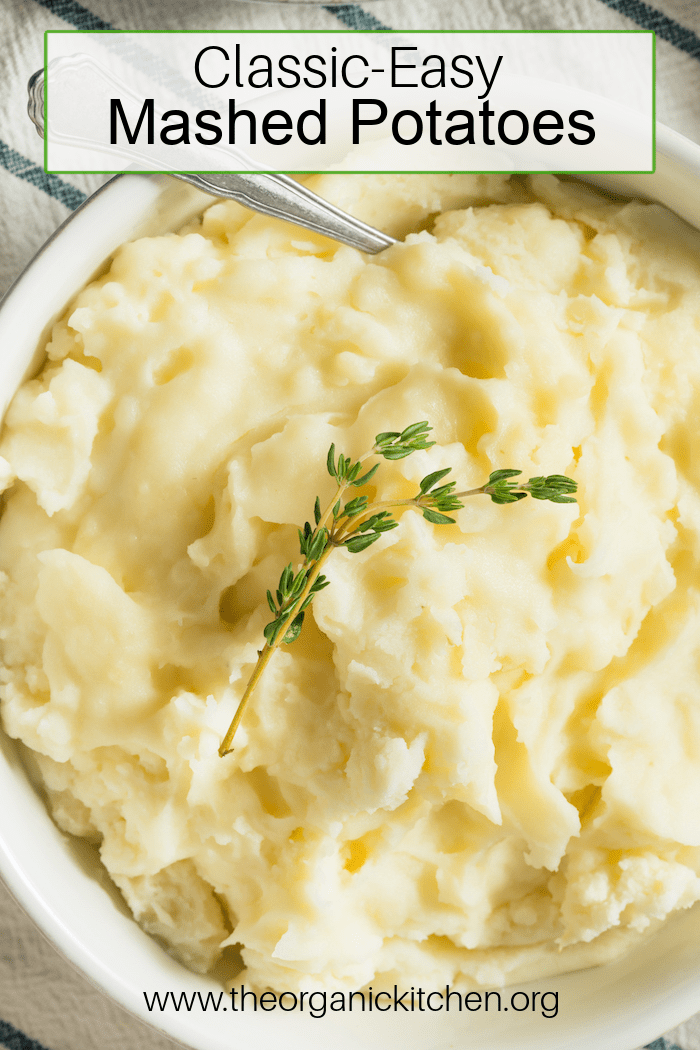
[[597, 0, 700, 59], [0, 1019, 54, 1050], [0, 139, 86, 211], [31, 0, 112, 31], [325, 5, 389, 31], [33, 0, 393, 35]]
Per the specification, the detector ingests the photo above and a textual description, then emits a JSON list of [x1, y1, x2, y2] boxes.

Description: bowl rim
[[3, 125, 700, 1050]]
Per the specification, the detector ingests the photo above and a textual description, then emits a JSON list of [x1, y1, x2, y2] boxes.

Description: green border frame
[[43, 29, 656, 176]]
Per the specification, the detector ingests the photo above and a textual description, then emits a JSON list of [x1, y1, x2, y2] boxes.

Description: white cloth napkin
[[1, 2, 700, 1049]]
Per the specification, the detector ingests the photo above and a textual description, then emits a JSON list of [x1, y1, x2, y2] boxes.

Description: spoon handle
[[27, 68, 396, 255], [176, 172, 396, 253]]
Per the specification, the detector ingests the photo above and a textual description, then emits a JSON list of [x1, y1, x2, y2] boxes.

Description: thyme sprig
[[218, 423, 577, 756]]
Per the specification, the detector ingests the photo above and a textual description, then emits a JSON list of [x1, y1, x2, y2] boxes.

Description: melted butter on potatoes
[[2, 173, 700, 989]]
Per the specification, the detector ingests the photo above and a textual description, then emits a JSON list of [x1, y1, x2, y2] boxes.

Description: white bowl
[[2, 130, 700, 1050]]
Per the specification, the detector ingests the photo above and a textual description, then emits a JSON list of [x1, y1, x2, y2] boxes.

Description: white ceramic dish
[[2, 128, 700, 1050]]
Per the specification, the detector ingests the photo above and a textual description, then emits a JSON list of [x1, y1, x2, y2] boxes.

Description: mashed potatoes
[[1, 173, 700, 992]]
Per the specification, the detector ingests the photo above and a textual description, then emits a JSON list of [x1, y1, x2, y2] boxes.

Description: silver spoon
[[27, 68, 397, 255]]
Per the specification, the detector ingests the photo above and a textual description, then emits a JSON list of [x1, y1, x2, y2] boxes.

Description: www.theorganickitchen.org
[[143, 986, 559, 1018]]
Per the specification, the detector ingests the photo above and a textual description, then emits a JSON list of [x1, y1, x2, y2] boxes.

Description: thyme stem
[[218, 424, 577, 756], [219, 545, 334, 756]]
